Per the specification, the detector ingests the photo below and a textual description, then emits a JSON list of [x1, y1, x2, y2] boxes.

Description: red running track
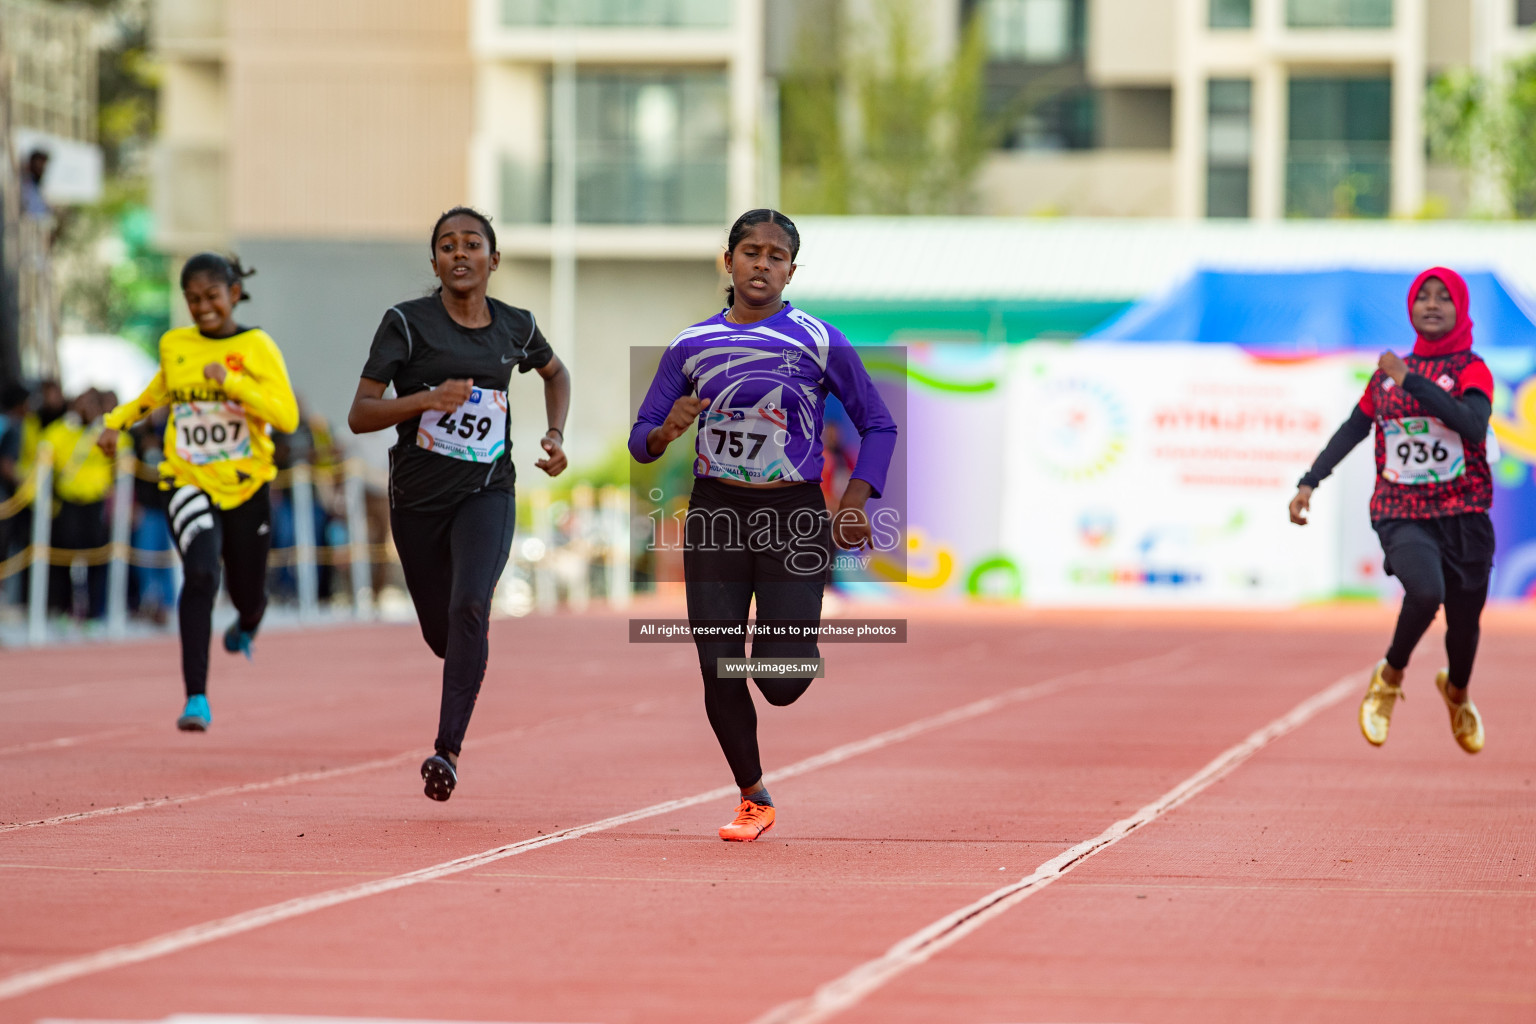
[[1, 603, 1533, 1023]]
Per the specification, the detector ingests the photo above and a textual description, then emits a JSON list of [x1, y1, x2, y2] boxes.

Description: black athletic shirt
[[361, 294, 553, 514]]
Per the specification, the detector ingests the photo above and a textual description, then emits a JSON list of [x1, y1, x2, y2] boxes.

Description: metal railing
[[0, 452, 634, 646], [500, 0, 731, 29], [501, 154, 729, 225], [16, 215, 57, 380], [1285, 145, 1390, 218], [1286, 0, 1392, 29]]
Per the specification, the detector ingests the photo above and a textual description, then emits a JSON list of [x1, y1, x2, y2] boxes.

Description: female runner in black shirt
[[348, 207, 571, 800]]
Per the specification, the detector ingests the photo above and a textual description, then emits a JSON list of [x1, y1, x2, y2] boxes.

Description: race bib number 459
[[1382, 417, 1465, 485], [416, 387, 508, 463], [173, 401, 252, 465]]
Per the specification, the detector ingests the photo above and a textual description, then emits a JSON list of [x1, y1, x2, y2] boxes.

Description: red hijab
[[1408, 267, 1473, 357]]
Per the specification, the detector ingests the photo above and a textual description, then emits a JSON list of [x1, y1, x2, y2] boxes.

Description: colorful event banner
[[845, 340, 1536, 606], [999, 343, 1370, 606], [872, 342, 1431, 606]]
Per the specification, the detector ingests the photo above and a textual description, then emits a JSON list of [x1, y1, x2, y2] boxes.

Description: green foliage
[[780, 0, 1000, 215], [56, 179, 169, 352], [40, 0, 167, 350], [1428, 54, 1536, 218]]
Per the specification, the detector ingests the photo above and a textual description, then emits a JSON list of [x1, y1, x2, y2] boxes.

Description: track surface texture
[[1, 602, 1533, 1024]]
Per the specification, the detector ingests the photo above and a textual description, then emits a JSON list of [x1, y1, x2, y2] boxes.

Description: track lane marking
[[0, 728, 141, 758], [751, 669, 1364, 1024], [0, 648, 1188, 1003], [0, 696, 688, 833], [0, 640, 1179, 833]]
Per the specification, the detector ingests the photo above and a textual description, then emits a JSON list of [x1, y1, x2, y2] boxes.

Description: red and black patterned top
[[1359, 350, 1494, 521]]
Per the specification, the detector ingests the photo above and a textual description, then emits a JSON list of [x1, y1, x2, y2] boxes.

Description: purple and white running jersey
[[629, 303, 898, 496]]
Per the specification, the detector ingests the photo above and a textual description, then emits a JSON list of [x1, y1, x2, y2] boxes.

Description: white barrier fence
[[0, 450, 635, 646]]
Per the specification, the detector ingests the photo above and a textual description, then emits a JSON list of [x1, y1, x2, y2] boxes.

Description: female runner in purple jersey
[[630, 209, 898, 841]]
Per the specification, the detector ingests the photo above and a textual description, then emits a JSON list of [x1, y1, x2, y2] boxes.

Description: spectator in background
[[4, 381, 61, 604], [19, 378, 68, 486], [0, 384, 31, 584], [270, 399, 344, 602], [129, 409, 175, 624], [43, 389, 114, 619], [19, 150, 51, 219]]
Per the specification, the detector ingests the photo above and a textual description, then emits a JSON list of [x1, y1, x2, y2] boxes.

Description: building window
[[500, 0, 730, 29], [1210, 0, 1253, 29], [1286, 77, 1391, 218], [1207, 79, 1251, 217], [503, 70, 730, 226], [1286, 0, 1392, 29], [1519, 0, 1536, 27], [982, 0, 1084, 63], [1004, 88, 1096, 150]]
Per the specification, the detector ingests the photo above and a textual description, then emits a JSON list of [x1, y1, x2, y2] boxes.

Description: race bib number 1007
[[1381, 417, 1465, 485], [416, 387, 508, 463], [173, 401, 252, 465]]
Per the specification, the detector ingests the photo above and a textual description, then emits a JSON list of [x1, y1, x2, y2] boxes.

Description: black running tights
[[684, 479, 831, 790], [1383, 539, 1488, 690], [390, 489, 515, 758], [172, 484, 271, 697]]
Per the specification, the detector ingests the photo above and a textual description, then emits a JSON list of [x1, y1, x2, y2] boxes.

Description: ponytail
[[181, 252, 256, 303]]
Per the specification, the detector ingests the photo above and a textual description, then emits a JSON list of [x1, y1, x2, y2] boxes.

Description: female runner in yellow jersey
[[99, 253, 299, 731]]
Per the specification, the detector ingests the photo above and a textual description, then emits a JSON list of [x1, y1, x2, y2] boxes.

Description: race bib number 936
[[417, 387, 508, 463], [1381, 417, 1465, 485]]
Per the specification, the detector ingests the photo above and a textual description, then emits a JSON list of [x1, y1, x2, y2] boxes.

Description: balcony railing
[[1, 0, 97, 142], [1285, 144, 1390, 217], [500, 0, 731, 29], [1286, 0, 1392, 29], [501, 154, 728, 226]]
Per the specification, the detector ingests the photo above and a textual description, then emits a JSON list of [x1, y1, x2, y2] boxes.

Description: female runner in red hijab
[[1289, 267, 1494, 753]]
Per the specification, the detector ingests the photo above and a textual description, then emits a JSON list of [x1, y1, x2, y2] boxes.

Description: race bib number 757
[[416, 387, 508, 463], [1381, 417, 1465, 485]]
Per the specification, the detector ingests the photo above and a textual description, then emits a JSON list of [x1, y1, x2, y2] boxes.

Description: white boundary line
[[0, 651, 1184, 1003], [0, 728, 141, 758], [0, 698, 683, 833], [750, 670, 1364, 1024], [0, 752, 421, 834]]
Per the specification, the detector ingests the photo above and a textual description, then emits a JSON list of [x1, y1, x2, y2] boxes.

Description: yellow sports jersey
[[105, 326, 300, 509], [41, 414, 113, 505]]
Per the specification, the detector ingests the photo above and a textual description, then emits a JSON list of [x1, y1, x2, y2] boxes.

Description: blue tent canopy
[[1090, 269, 1536, 351]]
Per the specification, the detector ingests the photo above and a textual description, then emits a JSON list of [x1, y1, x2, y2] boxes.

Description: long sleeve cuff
[[849, 427, 898, 499], [629, 422, 662, 464]]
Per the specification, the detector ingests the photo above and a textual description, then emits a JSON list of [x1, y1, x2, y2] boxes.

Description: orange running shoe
[[719, 799, 775, 842]]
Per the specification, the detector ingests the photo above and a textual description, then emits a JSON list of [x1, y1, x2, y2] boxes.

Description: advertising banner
[[998, 343, 1372, 606]]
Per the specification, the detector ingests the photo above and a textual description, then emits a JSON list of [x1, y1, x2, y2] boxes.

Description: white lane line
[[0, 728, 140, 758], [39, 1016, 601, 1024], [0, 649, 1185, 1003], [38, 1016, 601, 1024], [0, 697, 685, 833], [0, 751, 421, 833], [750, 670, 1364, 1024]]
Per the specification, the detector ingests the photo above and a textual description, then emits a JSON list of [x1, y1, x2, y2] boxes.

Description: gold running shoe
[[1434, 669, 1484, 754], [1359, 660, 1404, 747]]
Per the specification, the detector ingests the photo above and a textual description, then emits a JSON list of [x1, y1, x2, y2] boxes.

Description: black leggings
[[170, 484, 272, 697], [1378, 515, 1494, 690], [684, 478, 830, 790], [391, 488, 515, 757], [49, 499, 108, 618]]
